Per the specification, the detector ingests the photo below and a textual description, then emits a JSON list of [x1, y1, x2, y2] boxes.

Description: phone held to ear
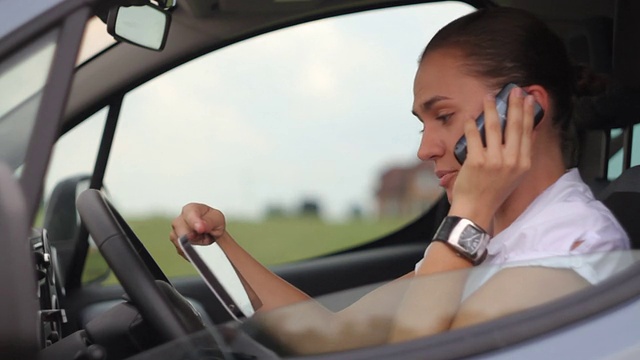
[[454, 83, 544, 165]]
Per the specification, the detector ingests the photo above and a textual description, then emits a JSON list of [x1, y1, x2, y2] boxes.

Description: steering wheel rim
[[76, 189, 204, 342]]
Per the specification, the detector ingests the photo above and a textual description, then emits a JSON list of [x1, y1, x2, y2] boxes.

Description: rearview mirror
[[107, 3, 171, 51]]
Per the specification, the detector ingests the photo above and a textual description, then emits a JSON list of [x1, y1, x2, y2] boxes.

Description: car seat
[[577, 0, 640, 249], [597, 165, 640, 249]]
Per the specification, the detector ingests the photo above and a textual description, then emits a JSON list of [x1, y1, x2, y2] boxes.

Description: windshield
[[127, 250, 640, 359], [0, 30, 58, 173]]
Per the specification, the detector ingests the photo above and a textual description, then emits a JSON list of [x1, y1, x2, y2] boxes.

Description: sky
[[45, 2, 476, 221]]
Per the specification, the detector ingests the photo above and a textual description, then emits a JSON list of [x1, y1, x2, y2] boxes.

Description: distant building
[[376, 162, 442, 218]]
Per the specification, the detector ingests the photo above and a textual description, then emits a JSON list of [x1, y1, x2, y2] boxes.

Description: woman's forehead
[[413, 49, 488, 106]]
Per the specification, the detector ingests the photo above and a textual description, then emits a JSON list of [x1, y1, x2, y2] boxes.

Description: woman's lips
[[436, 171, 458, 188]]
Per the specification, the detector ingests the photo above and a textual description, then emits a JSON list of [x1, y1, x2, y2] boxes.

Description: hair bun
[[573, 64, 609, 96]]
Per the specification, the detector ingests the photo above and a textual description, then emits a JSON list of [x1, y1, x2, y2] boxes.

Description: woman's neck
[[492, 150, 566, 236]]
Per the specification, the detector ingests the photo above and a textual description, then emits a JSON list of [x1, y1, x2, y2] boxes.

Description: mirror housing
[[107, 2, 171, 51]]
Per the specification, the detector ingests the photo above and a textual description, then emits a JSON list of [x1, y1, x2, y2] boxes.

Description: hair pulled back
[[421, 7, 584, 162]]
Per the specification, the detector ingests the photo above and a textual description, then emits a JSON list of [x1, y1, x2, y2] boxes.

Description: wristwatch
[[432, 216, 490, 265]]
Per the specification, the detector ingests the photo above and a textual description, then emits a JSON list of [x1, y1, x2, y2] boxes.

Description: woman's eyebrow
[[412, 95, 451, 117]]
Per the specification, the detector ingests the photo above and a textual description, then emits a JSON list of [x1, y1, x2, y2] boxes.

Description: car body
[[2, 0, 640, 359]]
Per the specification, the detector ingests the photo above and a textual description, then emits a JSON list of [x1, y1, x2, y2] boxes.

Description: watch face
[[459, 225, 483, 255]]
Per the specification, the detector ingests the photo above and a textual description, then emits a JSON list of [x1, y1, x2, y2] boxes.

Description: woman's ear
[[523, 85, 550, 123]]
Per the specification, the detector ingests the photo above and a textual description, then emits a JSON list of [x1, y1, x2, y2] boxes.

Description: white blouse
[[415, 168, 630, 275], [484, 168, 629, 265]]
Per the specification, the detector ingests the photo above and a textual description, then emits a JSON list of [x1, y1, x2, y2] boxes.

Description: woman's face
[[412, 48, 492, 202]]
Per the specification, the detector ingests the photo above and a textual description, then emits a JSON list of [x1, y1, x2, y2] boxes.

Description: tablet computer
[[178, 235, 260, 321]]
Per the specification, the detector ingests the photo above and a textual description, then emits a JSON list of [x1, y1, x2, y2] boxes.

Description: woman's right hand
[[448, 87, 535, 231], [169, 203, 227, 258]]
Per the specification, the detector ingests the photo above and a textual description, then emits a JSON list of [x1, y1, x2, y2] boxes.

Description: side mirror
[[107, 3, 171, 51]]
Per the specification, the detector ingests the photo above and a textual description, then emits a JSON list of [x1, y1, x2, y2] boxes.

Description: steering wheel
[[76, 189, 205, 342]]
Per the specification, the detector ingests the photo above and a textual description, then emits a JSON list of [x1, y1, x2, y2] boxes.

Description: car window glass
[[47, 108, 107, 187], [608, 125, 640, 180], [123, 251, 640, 358], [237, 251, 639, 356], [44, 108, 110, 284], [80, 2, 475, 280], [0, 30, 58, 172]]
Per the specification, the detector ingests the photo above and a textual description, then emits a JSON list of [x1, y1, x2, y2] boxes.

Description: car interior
[[3, 0, 640, 359]]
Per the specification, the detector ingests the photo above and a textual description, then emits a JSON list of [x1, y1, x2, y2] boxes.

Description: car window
[[44, 108, 109, 284], [608, 126, 640, 179], [47, 108, 107, 191], [0, 30, 58, 173], [124, 250, 640, 359], [85, 2, 474, 280], [235, 251, 639, 356]]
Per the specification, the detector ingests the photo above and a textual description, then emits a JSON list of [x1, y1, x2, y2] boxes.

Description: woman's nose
[[417, 126, 445, 161]]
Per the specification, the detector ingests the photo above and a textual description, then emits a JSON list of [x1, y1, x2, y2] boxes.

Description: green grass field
[[84, 216, 411, 285]]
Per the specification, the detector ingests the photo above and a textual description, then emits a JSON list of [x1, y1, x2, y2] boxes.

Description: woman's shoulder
[[510, 198, 630, 258], [523, 168, 620, 229], [489, 183, 630, 264], [526, 190, 620, 232]]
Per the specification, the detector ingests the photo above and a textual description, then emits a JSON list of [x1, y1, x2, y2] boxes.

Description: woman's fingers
[[451, 86, 535, 225], [519, 95, 535, 168], [503, 87, 525, 164], [483, 86, 533, 171], [170, 202, 227, 260], [482, 93, 503, 161], [463, 113, 484, 162]]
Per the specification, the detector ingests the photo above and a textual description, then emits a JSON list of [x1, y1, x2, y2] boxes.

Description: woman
[[170, 6, 629, 348]]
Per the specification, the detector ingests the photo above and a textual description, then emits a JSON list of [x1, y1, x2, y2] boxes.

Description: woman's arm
[[170, 204, 312, 312], [452, 266, 590, 329], [388, 243, 471, 342], [214, 229, 313, 311]]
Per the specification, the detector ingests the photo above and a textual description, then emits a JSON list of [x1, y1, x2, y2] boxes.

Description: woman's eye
[[436, 113, 453, 123]]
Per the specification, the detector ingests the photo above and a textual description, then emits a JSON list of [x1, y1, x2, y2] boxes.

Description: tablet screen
[[179, 236, 256, 320]]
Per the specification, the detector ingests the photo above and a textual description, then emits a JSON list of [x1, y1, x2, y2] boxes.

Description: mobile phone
[[454, 83, 544, 164]]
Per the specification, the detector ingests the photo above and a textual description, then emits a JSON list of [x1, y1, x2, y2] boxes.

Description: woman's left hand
[[448, 86, 536, 231]]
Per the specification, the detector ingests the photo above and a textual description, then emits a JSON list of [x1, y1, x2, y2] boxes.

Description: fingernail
[[525, 95, 534, 105], [512, 87, 523, 97]]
